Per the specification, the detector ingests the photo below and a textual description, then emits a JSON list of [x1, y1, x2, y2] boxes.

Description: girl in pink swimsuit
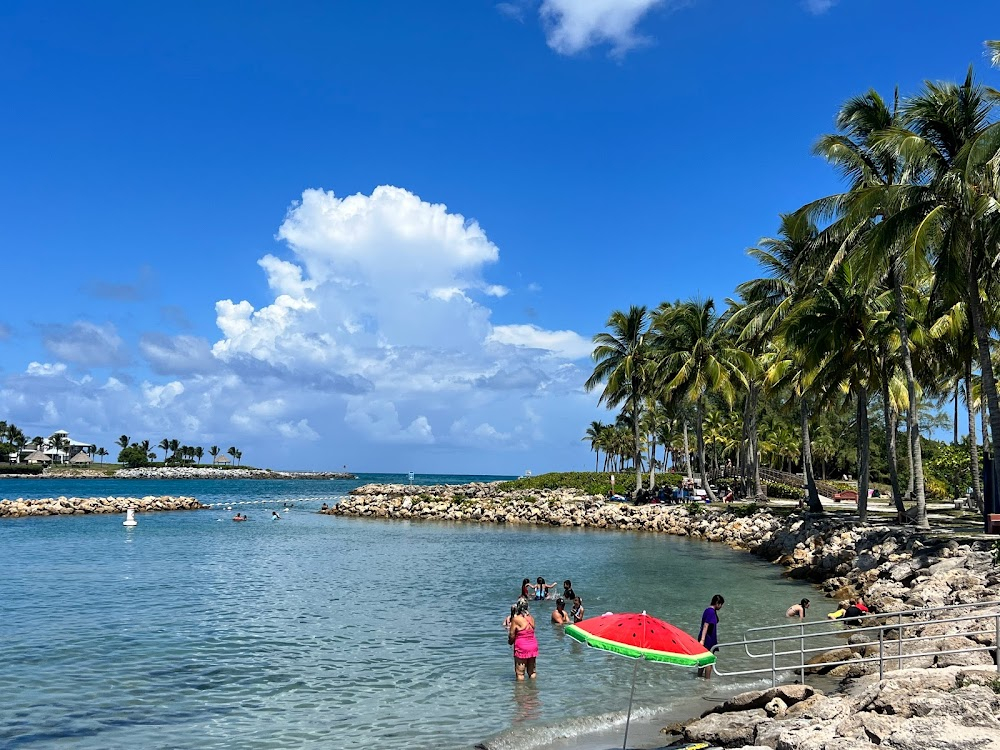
[[508, 599, 538, 680]]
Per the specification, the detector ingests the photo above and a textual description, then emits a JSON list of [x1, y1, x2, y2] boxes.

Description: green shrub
[[684, 501, 706, 515], [765, 481, 804, 499], [0, 464, 44, 475], [497, 471, 683, 497], [923, 476, 949, 502]]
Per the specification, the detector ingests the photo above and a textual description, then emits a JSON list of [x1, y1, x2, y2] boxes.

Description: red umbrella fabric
[[566, 611, 715, 667]]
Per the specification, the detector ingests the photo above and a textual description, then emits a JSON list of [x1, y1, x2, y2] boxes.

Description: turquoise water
[[1, 474, 827, 750]]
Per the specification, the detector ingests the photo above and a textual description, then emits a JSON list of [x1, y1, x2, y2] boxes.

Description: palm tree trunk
[[967, 281, 1000, 517], [954, 382, 960, 445], [746, 384, 763, 500], [881, 367, 906, 517], [696, 399, 719, 502], [965, 358, 983, 513], [648, 432, 656, 490], [906, 422, 915, 495], [683, 420, 693, 481], [801, 400, 822, 512], [857, 387, 870, 524], [595, 450, 599, 473], [890, 268, 927, 527], [982, 389, 991, 458], [632, 401, 642, 495]]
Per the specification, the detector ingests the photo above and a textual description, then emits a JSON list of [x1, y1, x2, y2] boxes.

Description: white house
[[12, 430, 94, 464]]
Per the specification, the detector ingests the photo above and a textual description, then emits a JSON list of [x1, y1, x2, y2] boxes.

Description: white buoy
[[123, 508, 138, 527]]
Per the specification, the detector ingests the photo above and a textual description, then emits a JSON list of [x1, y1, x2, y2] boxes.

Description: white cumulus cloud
[[26, 361, 67, 377], [488, 324, 593, 359], [540, 0, 666, 56]]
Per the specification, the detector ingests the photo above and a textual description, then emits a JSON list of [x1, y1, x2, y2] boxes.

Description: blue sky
[[0, 1, 995, 474]]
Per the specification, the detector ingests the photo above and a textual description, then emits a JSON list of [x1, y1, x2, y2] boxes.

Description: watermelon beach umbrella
[[566, 611, 715, 750]]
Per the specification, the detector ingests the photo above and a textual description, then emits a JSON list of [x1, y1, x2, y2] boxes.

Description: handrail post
[[799, 623, 805, 685], [995, 614, 999, 674], [771, 638, 776, 688], [878, 626, 884, 680], [897, 612, 903, 671]]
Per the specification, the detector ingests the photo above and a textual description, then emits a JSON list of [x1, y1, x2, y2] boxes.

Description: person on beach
[[508, 599, 538, 680], [698, 594, 725, 678], [562, 580, 576, 601], [854, 596, 869, 613], [272, 511, 281, 520], [521, 578, 532, 599], [571, 596, 585, 623], [534, 577, 557, 600], [551, 598, 570, 624], [786, 598, 810, 619], [232, 513, 246, 521]]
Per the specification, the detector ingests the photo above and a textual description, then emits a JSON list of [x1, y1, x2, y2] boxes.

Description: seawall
[[0, 495, 206, 517]]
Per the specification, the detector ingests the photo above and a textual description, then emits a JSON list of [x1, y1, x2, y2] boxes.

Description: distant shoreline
[[0, 467, 357, 480]]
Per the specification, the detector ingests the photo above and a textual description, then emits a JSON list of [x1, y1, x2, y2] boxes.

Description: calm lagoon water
[[1, 474, 828, 750]]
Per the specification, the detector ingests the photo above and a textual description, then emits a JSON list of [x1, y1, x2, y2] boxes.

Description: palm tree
[[582, 421, 607, 472], [96, 447, 108, 464], [780, 258, 890, 521], [227, 446, 237, 465], [235, 450, 243, 466], [209, 445, 220, 463], [168, 439, 180, 458], [585, 306, 651, 493], [653, 299, 749, 503], [117, 435, 130, 449], [987, 40, 1000, 67], [889, 71, 999, 522], [809, 88, 932, 527], [195, 446, 204, 464], [158, 439, 170, 463]]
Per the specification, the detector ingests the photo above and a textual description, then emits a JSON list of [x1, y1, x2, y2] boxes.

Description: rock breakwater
[[0, 495, 205, 518]]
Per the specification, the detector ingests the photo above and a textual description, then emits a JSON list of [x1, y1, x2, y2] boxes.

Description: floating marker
[[123, 508, 138, 527]]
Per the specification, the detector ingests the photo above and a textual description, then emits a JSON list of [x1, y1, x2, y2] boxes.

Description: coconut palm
[[807, 88, 934, 527], [582, 421, 607, 472], [848, 70, 1000, 525], [117, 435, 130, 449], [195, 446, 204, 464], [96, 447, 108, 464], [209, 445, 220, 463], [987, 40, 1000, 68], [653, 299, 750, 503], [585, 306, 652, 493], [158, 439, 170, 463]]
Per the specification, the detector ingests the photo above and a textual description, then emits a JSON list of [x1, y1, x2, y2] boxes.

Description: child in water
[[534, 577, 557, 600], [571, 596, 585, 623]]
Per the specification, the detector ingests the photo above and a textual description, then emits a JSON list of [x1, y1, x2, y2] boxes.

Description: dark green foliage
[[729, 502, 764, 517], [497, 471, 683, 496], [0, 464, 43, 475], [765, 481, 804, 499], [117, 446, 150, 468], [684, 501, 706, 515]]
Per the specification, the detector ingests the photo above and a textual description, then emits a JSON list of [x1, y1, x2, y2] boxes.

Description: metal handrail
[[712, 600, 1000, 686]]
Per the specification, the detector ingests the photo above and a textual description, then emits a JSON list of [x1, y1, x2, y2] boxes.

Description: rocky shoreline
[[334, 482, 1000, 749], [0, 495, 206, 518]]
